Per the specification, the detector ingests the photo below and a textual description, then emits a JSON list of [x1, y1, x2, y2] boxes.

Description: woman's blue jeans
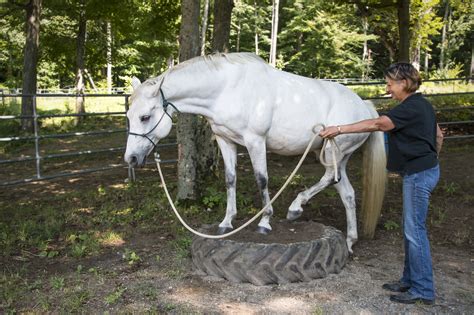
[[400, 164, 440, 300]]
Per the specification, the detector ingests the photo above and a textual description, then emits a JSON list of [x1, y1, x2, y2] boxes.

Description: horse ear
[[131, 77, 141, 90]]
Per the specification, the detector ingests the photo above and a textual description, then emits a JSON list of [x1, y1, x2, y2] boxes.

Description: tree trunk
[[397, 0, 410, 62], [470, 45, 473, 83], [254, 0, 259, 55], [212, 0, 233, 52], [21, 0, 42, 132], [195, 0, 236, 190], [439, 0, 450, 69], [106, 21, 112, 93], [200, 0, 210, 55], [236, 19, 241, 52], [74, 0, 87, 126], [269, 0, 280, 66], [424, 50, 430, 75], [361, 11, 369, 80], [177, 0, 201, 201]]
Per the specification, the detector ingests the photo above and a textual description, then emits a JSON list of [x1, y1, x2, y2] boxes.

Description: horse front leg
[[215, 136, 238, 234], [245, 137, 273, 234]]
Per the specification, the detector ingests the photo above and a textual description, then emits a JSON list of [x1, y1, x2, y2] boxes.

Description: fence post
[[32, 94, 42, 179], [124, 95, 135, 182]]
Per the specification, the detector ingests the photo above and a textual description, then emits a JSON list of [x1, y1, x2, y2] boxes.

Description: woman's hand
[[319, 125, 342, 139]]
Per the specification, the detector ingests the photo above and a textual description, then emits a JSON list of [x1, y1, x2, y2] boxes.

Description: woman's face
[[385, 77, 409, 101]]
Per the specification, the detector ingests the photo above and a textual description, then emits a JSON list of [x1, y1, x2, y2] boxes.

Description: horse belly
[[266, 130, 322, 156]]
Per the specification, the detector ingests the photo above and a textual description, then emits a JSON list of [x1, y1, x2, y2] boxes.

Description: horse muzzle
[[124, 153, 146, 168]]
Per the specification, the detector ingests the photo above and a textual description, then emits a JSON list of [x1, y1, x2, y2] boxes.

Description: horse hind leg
[[333, 162, 358, 253], [287, 167, 336, 221], [215, 136, 238, 234]]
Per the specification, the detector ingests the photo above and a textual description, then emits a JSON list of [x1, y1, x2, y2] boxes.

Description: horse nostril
[[129, 155, 138, 166]]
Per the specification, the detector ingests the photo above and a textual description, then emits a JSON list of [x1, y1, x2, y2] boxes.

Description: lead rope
[[154, 124, 340, 239]]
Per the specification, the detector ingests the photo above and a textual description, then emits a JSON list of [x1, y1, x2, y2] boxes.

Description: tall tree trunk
[[177, 0, 201, 201], [254, 0, 259, 55], [74, 0, 87, 126], [424, 50, 430, 75], [397, 0, 410, 62], [439, 0, 450, 69], [212, 0, 233, 52], [269, 0, 279, 66], [106, 21, 112, 93], [470, 45, 473, 83], [21, 0, 42, 132], [195, 0, 236, 190], [200, 0, 210, 55], [361, 10, 369, 80], [236, 19, 241, 52]]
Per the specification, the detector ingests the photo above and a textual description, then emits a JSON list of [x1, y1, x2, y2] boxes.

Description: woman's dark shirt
[[384, 93, 438, 175]]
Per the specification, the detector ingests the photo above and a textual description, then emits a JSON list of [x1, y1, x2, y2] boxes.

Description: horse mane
[[143, 52, 265, 88]]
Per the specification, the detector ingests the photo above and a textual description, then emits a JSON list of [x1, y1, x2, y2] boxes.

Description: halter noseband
[[127, 88, 180, 150]]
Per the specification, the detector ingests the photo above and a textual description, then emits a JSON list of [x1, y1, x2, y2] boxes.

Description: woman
[[320, 63, 443, 305]]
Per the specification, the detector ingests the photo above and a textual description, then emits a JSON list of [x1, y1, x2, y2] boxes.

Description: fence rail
[[1, 88, 473, 186]]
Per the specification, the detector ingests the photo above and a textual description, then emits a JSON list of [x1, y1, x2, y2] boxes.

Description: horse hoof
[[287, 210, 302, 221], [256, 226, 271, 235], [217, 226, 233, 235]]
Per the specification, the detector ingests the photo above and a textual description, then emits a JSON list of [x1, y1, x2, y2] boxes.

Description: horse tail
[[360, 100, 387, 239]]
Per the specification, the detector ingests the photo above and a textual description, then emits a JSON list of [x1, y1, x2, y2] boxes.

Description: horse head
[[124, 77, 174, 167]]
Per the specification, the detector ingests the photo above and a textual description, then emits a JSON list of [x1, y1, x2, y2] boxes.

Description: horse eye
[[140, 115, 151, 122]]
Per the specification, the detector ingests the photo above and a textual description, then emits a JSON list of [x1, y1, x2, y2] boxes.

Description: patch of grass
[[0, 271, 28, 311], [430, 206, 447, 226], [67, 233, 101, 258], [105, 286, 127, 305], [62, 286, 91, 312], [383, 220, 400, 231], [122, 249, 141, 265], [50, 275, 65, 291], [441, 181, 460, 196], [322, 187, 338, 198]]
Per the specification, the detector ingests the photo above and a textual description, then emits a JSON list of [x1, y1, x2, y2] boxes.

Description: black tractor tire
[[191, 223, 349, 285]]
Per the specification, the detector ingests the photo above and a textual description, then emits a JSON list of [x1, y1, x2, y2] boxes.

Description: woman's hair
[[384, 62, 422, 93]]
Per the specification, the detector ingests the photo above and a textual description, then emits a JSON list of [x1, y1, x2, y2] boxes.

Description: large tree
[[74, 0, 86, 125], [397, 0, 411, 62], [176, 0, 201, 200], [20, 0, 42, 132], [212, 0, 234, 52]]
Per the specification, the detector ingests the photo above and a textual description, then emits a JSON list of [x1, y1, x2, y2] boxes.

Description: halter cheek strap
[[128, 88, 180, 150]]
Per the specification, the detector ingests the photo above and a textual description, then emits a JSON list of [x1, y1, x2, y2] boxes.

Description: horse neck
[[161, 65, 224, 117]]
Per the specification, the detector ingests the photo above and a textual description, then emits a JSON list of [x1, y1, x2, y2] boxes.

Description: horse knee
[[225, 172, 236, 188]]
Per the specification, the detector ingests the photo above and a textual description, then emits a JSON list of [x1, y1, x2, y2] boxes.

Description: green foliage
[[278, 1, 373, 78], [122, 249, 141, 265], [50, 276, 65, 291], [1, 0, 472, 88], [105, 286, 126, 305], [202, 186, 227, 209], [383, 220, 400, 231], [442, 181, 460, 195], [430, 63, 465, 79]]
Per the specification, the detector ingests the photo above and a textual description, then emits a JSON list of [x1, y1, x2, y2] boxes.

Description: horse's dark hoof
[[256, 226, 271, 235], [287, 210, 302, 221], [217, 226, 233, 235]]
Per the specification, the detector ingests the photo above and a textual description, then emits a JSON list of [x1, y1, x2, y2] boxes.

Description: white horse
[[124, 52, 386, 252]]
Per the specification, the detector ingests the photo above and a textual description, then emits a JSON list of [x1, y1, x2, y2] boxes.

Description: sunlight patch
[[99, 231, 125, 247], [264, 296, 312, 313]]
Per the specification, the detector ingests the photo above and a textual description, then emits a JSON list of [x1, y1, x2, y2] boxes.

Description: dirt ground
[[1, 139, 473, 314]]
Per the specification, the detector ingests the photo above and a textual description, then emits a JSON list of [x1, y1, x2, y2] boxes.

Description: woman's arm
[[319, 115, 395, 138], [436, 124, 444, 154]]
